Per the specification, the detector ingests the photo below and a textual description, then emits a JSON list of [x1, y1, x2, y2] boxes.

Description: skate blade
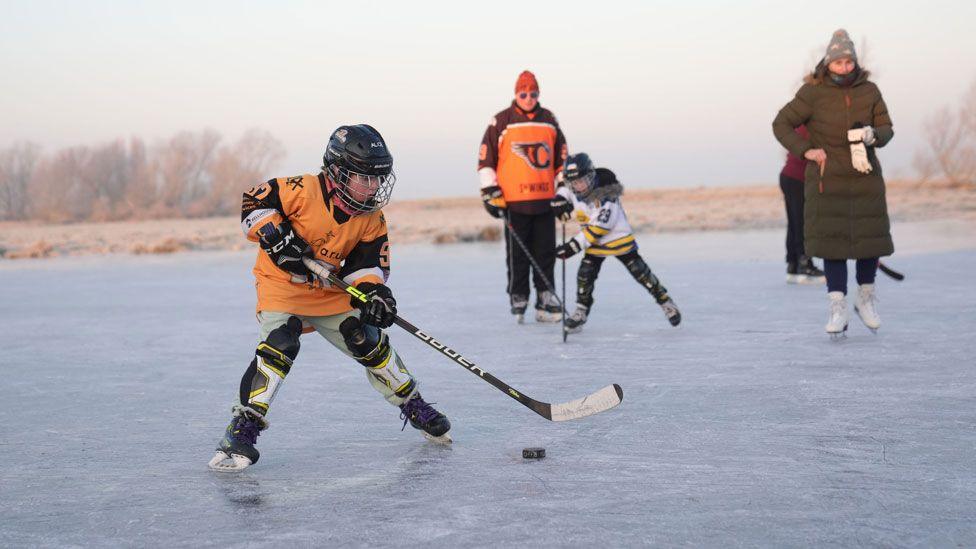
[[797, 275, 826, 285], [515, 314, 524, 325], [423, 431, 453, 445], [786, 274, 799, 284], [827, 325, 849, 340], [565, 325, 583, 334], [208, 450, 253, 472], [535, 311, 563, 323]]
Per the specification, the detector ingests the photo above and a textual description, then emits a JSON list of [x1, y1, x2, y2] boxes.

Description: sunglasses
[[518, 91, 539, 100]]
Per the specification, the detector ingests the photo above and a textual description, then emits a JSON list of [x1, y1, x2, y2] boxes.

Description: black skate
[[535, 291, 563, 323], [399, 393, 452, 444], [564, 306, 589, 334], [510, 295, 528, 324], [657, 296, 682, 327], [208, 408, 265, 472], [789, 256, 825, 284]]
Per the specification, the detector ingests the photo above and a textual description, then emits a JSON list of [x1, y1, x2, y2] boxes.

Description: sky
[[2, 0, 975, 199]]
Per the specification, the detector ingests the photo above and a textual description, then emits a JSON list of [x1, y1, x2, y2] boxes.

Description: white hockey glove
[[848, 129, 873, 174]]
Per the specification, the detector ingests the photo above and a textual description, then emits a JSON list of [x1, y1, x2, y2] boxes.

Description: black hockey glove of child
[[480, 185, 506, 219], [258, 220, 314, 283], [550, 195, 573, 221], [352, 282, 398, 328], [555, 239, 582, 260]]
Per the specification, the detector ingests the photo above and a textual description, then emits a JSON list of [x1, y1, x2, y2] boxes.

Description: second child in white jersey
[[551, 153, 681, 332]]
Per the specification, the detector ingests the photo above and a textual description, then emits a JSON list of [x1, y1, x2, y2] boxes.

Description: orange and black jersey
[[478, 101, 567, 214], [241, 173, 390, 316]]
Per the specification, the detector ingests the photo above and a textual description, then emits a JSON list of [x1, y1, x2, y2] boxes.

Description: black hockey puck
[[522, 447, 546, 459]]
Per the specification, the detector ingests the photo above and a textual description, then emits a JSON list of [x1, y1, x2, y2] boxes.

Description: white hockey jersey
[[556, 168, 636, 256]]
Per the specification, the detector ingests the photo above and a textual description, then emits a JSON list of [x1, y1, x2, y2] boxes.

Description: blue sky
[[2, 0, 975, 198]]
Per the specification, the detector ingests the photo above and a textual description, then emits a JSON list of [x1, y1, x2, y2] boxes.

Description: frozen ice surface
[[2, 221, 975, 547]]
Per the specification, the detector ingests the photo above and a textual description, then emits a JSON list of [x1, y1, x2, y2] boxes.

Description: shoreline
[[1, 180, 973, 260]]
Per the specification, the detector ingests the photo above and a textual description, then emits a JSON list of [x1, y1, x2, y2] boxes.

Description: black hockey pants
[[504, 210, 556, 303]]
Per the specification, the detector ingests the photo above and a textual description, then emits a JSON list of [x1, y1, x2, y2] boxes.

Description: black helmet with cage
[[322, 124, 396, 215], [563, 152, 596, 200]]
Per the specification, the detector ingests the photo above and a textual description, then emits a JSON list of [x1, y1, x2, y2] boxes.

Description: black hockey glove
[[352, 282, 398, 328], [555, 239, 582, 260], [481, 185, 506, 219], [258, 220, 314, 283], [550, 195, 573, 222]]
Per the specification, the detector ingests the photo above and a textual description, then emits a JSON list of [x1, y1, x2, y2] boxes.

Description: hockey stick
[[302, 257, 622, 421], [561, 221, 568, 343], [503, 212, 565, 310], [878, 261, 904, 281]]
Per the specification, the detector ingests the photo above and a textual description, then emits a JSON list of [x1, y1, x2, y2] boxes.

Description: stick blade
[[548, 383, 623, 422]]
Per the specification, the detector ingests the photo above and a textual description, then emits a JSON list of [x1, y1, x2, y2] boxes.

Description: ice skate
[[657, 296, 682, 327], [208, 406, 266, 472], [785, 261, 800, 284], [826, 291, 849, 340], [797, 256, 826, 285], [564, 306, 589, 334], [854, 283, 881, 333], [534, 290, 563, 323], [510, 295, 528, 324], [399, 393, 452, 445]]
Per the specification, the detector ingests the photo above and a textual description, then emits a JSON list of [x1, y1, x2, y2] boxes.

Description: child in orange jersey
[[210, 125, 451, 472]]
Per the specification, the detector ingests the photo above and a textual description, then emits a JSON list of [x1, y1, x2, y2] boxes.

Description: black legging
[[823, 258, 879, 294], [779, 174, 805, 263]]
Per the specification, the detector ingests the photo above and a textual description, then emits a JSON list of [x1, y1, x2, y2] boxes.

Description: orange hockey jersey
[[241, 173, 389, 316], [478, 101, 567, 214]]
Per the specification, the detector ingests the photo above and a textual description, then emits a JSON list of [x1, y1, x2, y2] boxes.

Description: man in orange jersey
[[478, 70, 568, 323], [209, 125, 451, 472]]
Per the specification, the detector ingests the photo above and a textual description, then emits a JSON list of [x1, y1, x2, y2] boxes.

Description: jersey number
[[380, 241, 390, 268], [597, 209, 611, 223]]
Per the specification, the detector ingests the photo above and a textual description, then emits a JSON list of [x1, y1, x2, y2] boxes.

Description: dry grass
[[1, 180, 973, 260]]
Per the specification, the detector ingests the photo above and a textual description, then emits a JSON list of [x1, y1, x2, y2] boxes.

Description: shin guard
[[339, 317, 416, 402], [239, 316, 302, 418], [622, 253, 669, 303], [576, 255, 605, 312]]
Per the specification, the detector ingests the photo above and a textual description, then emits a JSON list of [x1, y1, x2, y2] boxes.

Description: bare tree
[[3, 128, 284, 222], [154, 129, 222, 215], [0, 142, 41, 221], [202, 129, 285, 216], [915, 78, 976, 186]]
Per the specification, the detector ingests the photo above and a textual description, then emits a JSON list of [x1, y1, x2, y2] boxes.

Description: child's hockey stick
[[302, 258, 623, 422]]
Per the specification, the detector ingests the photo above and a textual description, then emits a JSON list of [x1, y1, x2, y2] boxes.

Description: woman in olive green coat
[[772, 29, 893, 338]]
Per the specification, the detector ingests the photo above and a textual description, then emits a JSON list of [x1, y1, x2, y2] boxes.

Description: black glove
[[258, 221, 313, 282], [352, 282, 397, 328], [550, 195, 573, 221], [481, 185, 506, 219], [555, 239, 582, 260]]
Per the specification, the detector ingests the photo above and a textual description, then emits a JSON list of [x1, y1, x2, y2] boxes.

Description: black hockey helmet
[[322, 124, 396, 215], [563, 152, 596, 199]]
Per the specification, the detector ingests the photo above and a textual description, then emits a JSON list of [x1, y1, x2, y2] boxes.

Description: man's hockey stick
[[302, 258, 622, 421], [561, 221, 568, 343], [878, 261, 905, 281], [503, 212, 565, 310]]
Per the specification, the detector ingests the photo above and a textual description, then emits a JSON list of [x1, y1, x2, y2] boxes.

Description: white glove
[[849, 141, 873, 174], [861, 126, 875, 146], [848, 126, 876, 146]]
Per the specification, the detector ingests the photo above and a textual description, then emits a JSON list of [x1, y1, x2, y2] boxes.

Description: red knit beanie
[[515, 70, 539, 93]]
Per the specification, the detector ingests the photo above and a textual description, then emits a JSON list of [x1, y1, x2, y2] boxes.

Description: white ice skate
[[534, 291, 563, 323], [854, 283, 881, 333], [825, 291, 849, 340]]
